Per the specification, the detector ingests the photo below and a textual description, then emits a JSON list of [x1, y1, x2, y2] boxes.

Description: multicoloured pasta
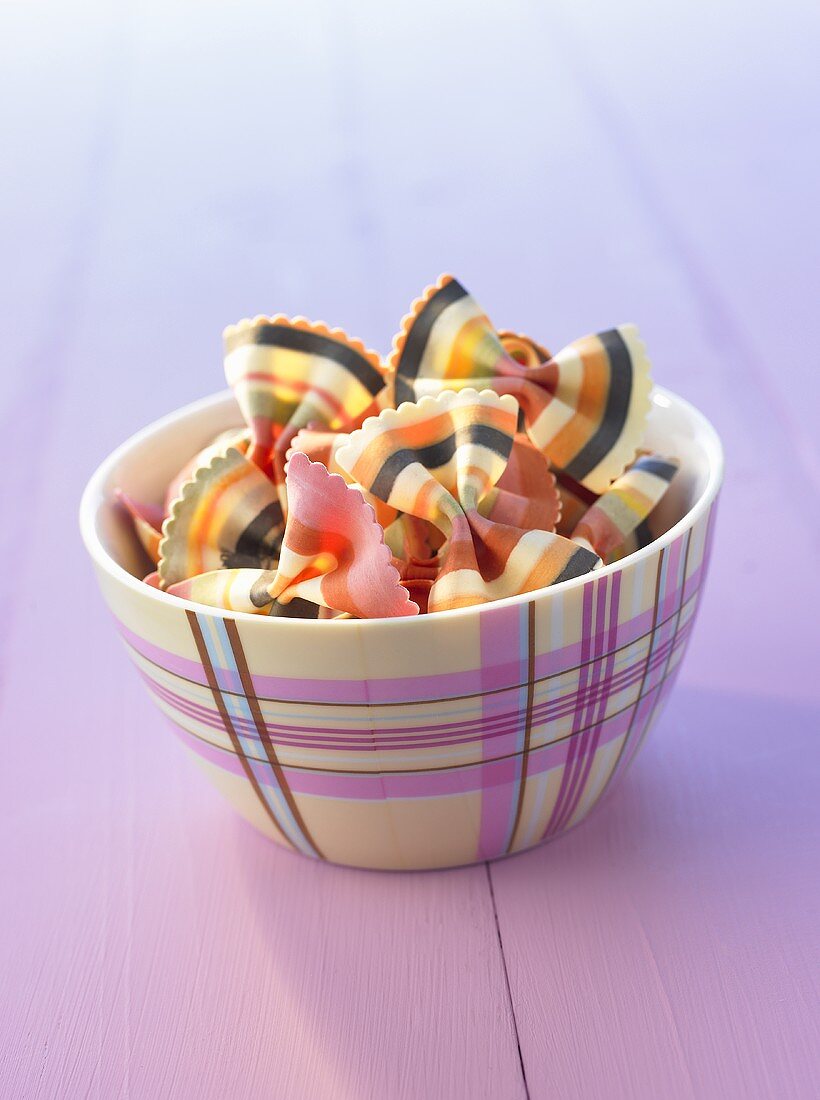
[[158, 447, 284, 588], [571, 454, 680, 562], [390, 275, 652, 493], [478, 433, 561, 533], [167, 453, 417, 619], [336, 389, 600, 613], [114, 275, 681, 620], [223, 315, 388, 502], [164, 427, 250, 514]]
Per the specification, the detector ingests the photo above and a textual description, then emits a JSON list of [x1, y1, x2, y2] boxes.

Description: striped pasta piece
[[336, 390, 599, 614], [336, 389, 519, 519], [270, 452, 417, 617], [119, 431, 252, 565], [390, 275, 653, 493], [478, 433, 561, 533], [572, 454, 679, 562], [223, 315, 388, 505], [158, 447, 284, 588], [164, 427, 250, 515]]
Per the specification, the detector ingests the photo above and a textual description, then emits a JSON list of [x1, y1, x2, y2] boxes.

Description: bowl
[[80, 387, 723, 871]]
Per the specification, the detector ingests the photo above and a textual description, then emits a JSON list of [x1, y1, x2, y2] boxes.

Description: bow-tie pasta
[[118, 276, 682, 618], [571, 454, 679, 563], [390, 275, 652, 493], [336, 389, 599, 613], [224, 315, 388, 502], [167, 453, 418, 619], [164, 427, 250, 514], [478, 433, 561, 533], [116, 428, 251, 565], [158, 447, 284, 588], [287, 426, 397, 530]]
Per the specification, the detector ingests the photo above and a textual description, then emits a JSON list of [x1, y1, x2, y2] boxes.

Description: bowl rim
[[79, 385, 724, 629]]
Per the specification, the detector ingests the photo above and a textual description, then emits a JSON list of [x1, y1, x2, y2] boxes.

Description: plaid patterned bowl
[[80, 387, 722, 870]]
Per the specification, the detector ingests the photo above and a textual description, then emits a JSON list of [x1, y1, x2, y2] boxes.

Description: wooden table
[[2, 3, 818, 1096]]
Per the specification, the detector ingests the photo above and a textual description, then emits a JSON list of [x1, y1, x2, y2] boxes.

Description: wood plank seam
[[485, 862, 530, 1100]]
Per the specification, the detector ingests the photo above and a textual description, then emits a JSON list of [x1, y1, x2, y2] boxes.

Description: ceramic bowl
[[80, 387, 722, 870]]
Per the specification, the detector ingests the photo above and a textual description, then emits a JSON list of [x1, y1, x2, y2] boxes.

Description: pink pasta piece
[[287, 425, 398, 530], [167, 453, 418, 619]]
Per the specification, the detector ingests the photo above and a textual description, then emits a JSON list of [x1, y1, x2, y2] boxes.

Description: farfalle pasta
[[116, 275, 680, 619], [168, 453, 417, 619], [287, 425, 398, 530], [223, 315, 388, 501], [570, 454, 680, 562], [115, 428, 252, 566], [164, 427, 250, 514], [478, 433, 561, 533], [159, 447, 284, 587], [390, 275, 652, 493], [335, 389, 600, 613]]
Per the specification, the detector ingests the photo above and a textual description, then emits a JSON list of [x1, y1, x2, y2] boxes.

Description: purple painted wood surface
[[1, 2, 818, 1096]]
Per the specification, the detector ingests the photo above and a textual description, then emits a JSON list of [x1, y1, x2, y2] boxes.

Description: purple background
[[1, 2, 818, 1096]]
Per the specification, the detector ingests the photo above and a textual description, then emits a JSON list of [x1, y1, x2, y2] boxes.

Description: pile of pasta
[[119, 275, 678, 619]]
